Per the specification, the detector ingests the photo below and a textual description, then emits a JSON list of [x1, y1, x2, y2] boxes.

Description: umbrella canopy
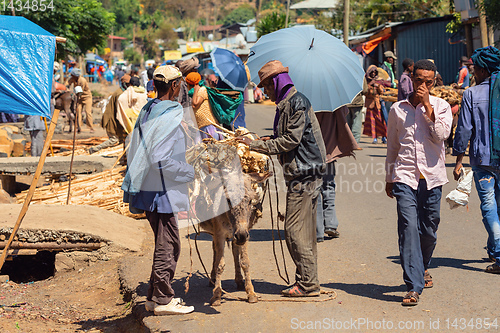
[[210, 48, 248, 92], [0, 15, 55, 118], [247, 26, 364, 112]]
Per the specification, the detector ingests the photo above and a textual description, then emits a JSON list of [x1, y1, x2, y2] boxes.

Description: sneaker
[[381, 137, 387, 144], [281, 283, 320, 297], [372, 138, 378, 144], [145, 298, 183, 312], [154, 299, 194, 315], [325, 228, 340, 238], [317, 237, 324, 243]]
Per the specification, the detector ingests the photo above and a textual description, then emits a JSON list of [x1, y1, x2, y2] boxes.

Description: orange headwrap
[[185, 72, 201, 86]]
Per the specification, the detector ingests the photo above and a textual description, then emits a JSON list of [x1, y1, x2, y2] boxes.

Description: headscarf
[[471, 46, 500, 74], [186, 72, 201, 86], [272, 72, 294, 137], [365, 65, 378, 83]]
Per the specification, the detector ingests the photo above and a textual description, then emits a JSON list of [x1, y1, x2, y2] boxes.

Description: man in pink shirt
[[385, 59, 452, 306]]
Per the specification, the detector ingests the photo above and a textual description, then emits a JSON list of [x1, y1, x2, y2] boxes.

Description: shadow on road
[[387, 255, 485, 272], [323, 282, 405, 303]]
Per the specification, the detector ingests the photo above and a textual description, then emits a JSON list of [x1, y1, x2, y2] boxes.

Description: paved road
[[125, 103, 500, 332]]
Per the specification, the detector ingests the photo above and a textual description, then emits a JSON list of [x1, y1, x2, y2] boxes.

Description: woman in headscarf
[[191, 73, 224, 140], [362, 65, 387, 144]]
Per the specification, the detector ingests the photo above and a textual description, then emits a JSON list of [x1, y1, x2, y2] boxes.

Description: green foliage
[[446, 12, 462, 34], [105, 0, 142, 26], [223, 4, 256, 25], [484, 0, 500, 30], [124, 48, 142, 64], [257, 12, 288, 37], [1, 0, 115, 58]]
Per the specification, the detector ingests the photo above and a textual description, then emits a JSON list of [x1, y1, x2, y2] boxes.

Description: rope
[[268, 158, 290, 284], [220, 289, 338, 303]]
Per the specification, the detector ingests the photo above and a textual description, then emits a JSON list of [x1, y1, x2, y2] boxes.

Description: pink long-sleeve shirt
[[385, 96, 453, 190]]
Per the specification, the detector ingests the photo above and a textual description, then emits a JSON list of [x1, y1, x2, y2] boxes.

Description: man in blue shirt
[[453, 46, 500, 274], [122, 65, 196, 314]]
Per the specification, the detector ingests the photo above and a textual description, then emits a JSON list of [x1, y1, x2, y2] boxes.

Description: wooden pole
[[465, 24, 473, 58], [66, 95, 79, 205], [479, 0, 489, 47], [42, 117, 54, 156], [285, 0, 291, 28], [344, 0, 350, 46], [0, 108, 60, 271]]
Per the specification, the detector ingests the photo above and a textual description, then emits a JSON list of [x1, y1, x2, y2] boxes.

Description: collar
[[277, 87, 297, 110]]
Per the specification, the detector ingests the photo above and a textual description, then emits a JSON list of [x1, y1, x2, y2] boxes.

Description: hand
[[453, 163, 463, 181], [260, 136, 272, 141], [385, 182, 394, 198], [236, 136, 253, 146], [416, 83, 431, 107]]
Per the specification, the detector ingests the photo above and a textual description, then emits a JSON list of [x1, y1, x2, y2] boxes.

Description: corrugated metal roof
[[394, 19, 466, 85], [290, 0, 340, 9]]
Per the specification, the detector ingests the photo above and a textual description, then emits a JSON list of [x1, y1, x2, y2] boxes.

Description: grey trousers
[[316, 168, 339, 239], [285, 177, 322, 292], [346, 106, 363, 143], [146, 211, 180, 305], [90, 134, 119, 153], [30, 130, 45, 157]]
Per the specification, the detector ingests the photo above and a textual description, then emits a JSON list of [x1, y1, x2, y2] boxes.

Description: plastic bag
[[446, 168, 473, 209]]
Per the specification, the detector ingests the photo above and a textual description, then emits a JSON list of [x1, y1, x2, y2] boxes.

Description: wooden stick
[[66, 97, 78, 205], [0, 108, 60, 271], [43, 117, 54, 156]]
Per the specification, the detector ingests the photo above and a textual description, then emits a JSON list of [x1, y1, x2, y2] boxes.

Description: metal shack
[[350, 16, 467, 85]]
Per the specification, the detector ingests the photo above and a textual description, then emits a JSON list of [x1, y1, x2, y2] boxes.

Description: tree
[[223, 4, 256, 25], [1, 0, 115, 58], [124, 48, 142, 64], [483, 0, 500, 31], [257, 12, 288, 37]]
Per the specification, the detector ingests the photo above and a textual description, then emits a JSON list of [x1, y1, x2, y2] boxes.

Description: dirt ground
[[0, 82, 146, 333], [0, 253, 145, 333]]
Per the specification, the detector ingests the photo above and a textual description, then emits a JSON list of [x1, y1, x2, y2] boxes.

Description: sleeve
[[250, 105, 306, 155], [422, 99, 452, 143], [199, 86, 208, 100], [385, 104, 400, 183], [151, 128, 195, 183], [453, 91, 473, 155], [458, 68, 467, 86]]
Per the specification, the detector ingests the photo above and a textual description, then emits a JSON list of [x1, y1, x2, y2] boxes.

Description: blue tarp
[[0, 15, 55, 118]]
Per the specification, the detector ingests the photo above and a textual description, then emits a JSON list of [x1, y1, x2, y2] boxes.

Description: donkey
[[196, 168, 269, 306]]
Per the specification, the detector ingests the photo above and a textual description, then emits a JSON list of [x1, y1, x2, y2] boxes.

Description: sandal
[[424, 270, 433, 288], [402, 291, 419, 306], [485, 263, 500, 274]]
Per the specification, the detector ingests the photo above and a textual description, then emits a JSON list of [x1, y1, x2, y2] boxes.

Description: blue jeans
[[472, 166, 500, 264], [316, 163, 339, 239], [393, 180, 442, 294]]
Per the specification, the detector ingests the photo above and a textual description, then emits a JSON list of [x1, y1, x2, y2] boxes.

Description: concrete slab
[[0, 204, 148, 252], [0, 155, 117, 175]]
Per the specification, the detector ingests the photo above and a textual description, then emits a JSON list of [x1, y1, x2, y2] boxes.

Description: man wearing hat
[[88, 74, 132, 154], [122, 65, 195, 315], [381, 51, 397, 89], [237, 60, 327, 297], [67, 68, 94, 133], [176, 57, 200, 108], [453, 46, 500, 274]]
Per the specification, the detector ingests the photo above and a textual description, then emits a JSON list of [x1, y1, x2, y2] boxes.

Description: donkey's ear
[[247, 172, 272, 183]]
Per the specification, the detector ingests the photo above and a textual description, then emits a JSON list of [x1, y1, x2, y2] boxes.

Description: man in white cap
[[67, 68, 93, 133], [122, 65, 195, 315], [381, 51, 397, 89]]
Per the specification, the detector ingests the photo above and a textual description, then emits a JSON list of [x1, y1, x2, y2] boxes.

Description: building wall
[[394, 19, 467, 85]]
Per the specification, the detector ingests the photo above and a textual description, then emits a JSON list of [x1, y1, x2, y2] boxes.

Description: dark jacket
[[250, 87, 326, 181]]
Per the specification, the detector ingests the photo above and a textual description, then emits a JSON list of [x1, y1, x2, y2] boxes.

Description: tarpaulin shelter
[[0, 15, 55, 118], [0, 15, 59, 271]]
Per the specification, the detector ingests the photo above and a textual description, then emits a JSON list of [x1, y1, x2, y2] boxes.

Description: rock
[[55, 253, 75, 273]]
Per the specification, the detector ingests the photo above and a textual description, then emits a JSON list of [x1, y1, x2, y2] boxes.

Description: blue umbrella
[[210, 48, 248, 91], [247, 26, 365, 112]]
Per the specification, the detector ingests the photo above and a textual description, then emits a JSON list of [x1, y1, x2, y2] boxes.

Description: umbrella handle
[[309, 38, 315, 50]]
